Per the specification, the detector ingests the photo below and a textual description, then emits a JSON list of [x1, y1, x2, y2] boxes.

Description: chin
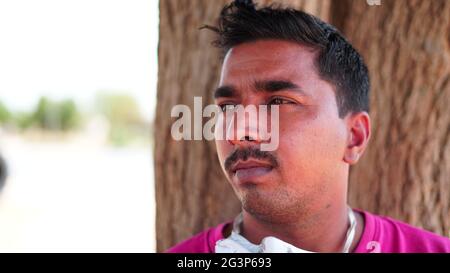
[[240, 188, 305, 224]]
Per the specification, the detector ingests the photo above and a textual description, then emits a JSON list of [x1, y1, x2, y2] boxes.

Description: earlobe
[[343, 112, 371, 165], [344, 147, 360, 164]]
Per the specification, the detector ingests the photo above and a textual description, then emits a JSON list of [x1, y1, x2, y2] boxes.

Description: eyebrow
[[214, 79, 306, 99], [255, 80, 304, 94], [214, 85, 236, 99]]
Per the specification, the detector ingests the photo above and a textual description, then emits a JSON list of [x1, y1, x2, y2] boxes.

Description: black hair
[[202, 0, 370, 117]]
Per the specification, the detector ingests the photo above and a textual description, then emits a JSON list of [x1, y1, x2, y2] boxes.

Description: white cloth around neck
[[215, 208, 356, 253]]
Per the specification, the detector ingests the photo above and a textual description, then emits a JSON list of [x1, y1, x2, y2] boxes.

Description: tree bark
[[338, 0, 450, 237], [155, 0, 450, 252], [155, 0, 239, 253]]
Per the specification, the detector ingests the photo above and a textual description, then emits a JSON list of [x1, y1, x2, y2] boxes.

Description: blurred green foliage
[[0, 97, 80, 131], [0, 101, 11, 124], [32, 97, 80, 131], [14, 112, 34, 130], [96, 92, 149, 146], [0, 93, 150, 147]]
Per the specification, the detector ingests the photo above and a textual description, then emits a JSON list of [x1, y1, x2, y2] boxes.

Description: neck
[[240, 203, 362, 253]]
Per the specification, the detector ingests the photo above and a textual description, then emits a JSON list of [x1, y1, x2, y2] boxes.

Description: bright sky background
[[0, 0, 158, 252], [0, 0, 158, 121]]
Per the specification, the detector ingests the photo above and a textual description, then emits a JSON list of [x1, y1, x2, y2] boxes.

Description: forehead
[[219, 40, 320, 86]]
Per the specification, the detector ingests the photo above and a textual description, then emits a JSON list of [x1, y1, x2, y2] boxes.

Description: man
[[167, 0, 450, 253]]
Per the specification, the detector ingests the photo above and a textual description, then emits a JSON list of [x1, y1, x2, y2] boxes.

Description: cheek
[[276, 113, 347, 178], [214, 115, 231, 163], [215, 139, 231, 164]]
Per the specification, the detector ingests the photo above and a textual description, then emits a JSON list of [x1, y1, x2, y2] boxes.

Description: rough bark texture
[[339, 0, 450, 237], [155, 0, 450, 252], [155, 0, 234, 253]]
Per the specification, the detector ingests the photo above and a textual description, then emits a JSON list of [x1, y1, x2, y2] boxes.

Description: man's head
[[208, 0, 371, 224]]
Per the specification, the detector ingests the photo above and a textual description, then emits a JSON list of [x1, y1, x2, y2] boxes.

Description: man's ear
[[343, 112, 371, 165]]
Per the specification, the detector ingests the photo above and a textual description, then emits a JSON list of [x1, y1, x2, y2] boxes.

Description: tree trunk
[[155, 0, 240, 253], [155, 0, 450, 252], [338, 0, 450, 237]]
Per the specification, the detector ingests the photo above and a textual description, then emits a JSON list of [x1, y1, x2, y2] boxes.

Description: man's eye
[[269, 98, 294, 105], [218, 104, 237, 112]]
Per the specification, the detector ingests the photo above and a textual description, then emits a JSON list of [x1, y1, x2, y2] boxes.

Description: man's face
[[214, 40, 351, 224]]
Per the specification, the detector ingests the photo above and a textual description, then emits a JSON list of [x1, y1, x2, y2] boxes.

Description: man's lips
[[230, 159, 273, 173], [230, 159, 274, 182]]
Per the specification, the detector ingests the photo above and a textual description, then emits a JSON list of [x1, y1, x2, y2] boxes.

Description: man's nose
[[226, 107, 268, 147]]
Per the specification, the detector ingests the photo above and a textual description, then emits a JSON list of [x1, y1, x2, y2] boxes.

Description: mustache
[[224, 147, 279, 172]]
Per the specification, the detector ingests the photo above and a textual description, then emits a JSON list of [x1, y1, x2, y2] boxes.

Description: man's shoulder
[[360, 210, 450, 253], [379, 214, 450, 249], [166, 222, 230, 253]]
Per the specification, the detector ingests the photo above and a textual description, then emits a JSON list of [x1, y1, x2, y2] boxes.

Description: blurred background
[[1, 0, 449, 253], [0, 0, 158, 252]]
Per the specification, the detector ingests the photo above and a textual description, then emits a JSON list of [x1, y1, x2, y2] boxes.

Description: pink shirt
[[167, 210, 450, 253]]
